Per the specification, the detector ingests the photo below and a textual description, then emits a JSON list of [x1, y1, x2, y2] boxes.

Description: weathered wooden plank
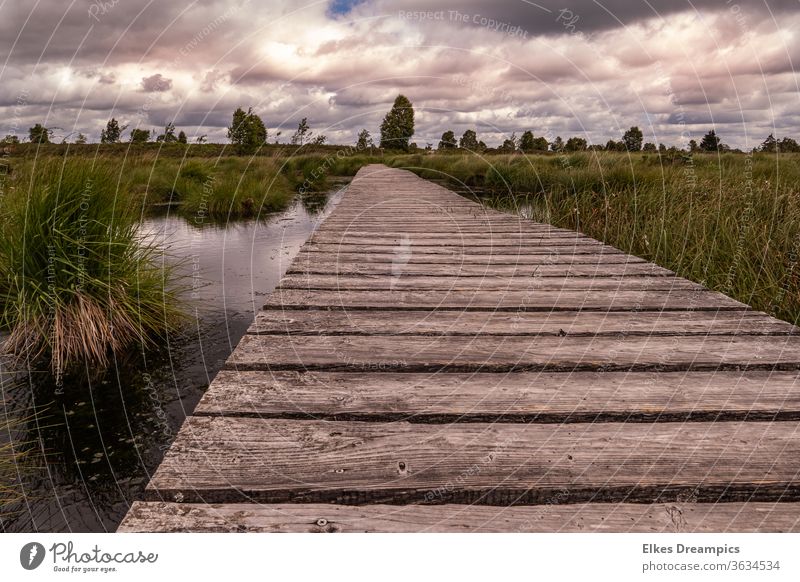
[[316, 228, 588, 236], [288, 261, 671, 277], [250, 309, 794, 337], [320, 219, 570, 227], [196, 370, 800, 422], [303, 243, 625, 255], [227, 334, 800, 372], [119, 501, 800, 532], [278, 273, 700, 291], [312, 230, 594, 239], [293, 251, 646, 265], [310, 235, 604, 246], [144, 417, 800, 504], [263, 288, 745, 311]]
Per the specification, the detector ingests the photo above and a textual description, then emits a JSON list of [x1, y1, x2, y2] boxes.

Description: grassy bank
[[389, 151, 800, 325]]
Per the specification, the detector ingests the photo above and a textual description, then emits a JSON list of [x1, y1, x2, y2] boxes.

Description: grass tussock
[[389, 151, 800, 324], [0, 159, 183, 377]]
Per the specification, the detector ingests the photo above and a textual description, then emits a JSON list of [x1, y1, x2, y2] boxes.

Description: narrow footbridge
[[121, 164, 800, 532]]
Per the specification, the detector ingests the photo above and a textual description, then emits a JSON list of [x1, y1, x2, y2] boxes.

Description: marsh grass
[[0, 403, 33, 521], [176, 158, 295, 218], [282, 153, 383, 193], [121, 156, 296, 218], [0, 159, 184, 377], [390, 151, 800, 324]]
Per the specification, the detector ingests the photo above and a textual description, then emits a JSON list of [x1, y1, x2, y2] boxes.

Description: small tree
[[177, 130, 187, 144], [356, 129, 373, 150], [379, 94, 414, 151], [29, 123, 51, 144], [699, 130, 721, 152], [688, 139, 699, 153], [101, 118, 125, 143], [156, 122, 177, 143], [228, 108, 249, 147], [227, 107, 267, 153], [196, 135, 208, 144], [779, 137, 800, 153], [551, 136, 564, 152], [2, 134, 20, 144], [459, 129, 479, 151], [438, 130, 456, 150], [532, 136, 549, 151], [642, 142, 657, 153], [311, 134, 327, 145], [565, 136, 587, 152], [75, 133, 88, 145], [130, 128, 150, 143], [291, 117, 311, 145], [519, 130, 535, 153], [623, 126, 643, 152], [500, 133, 518, 153], [760, 134, 777, 153]]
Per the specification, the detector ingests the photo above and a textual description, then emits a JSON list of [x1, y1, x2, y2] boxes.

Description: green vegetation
[[28, 124, 51, 144], [0, 159, 183, 377], [0, 404, 33, 520], [388, 151, 800, 325], [438, 131, 456, 151], [283, 153, 382, 193], [379, 94, 415, 151], [100, 118, 124, 144], [0, 149, 376, 374], [227, 107, 267, 154], [124, 156, 296, 218], [356, 129, 374, 150]]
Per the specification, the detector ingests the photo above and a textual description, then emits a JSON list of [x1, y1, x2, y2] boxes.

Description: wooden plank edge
[[118, 501, 800, 532]]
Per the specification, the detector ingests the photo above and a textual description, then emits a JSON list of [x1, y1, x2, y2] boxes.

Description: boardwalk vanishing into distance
[[121, 164, 800, 532]]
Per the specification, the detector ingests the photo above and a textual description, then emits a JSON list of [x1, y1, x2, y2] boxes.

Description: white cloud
[[0, 0, 798, 147]]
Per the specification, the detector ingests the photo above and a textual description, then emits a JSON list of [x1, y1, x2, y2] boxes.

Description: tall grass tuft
[[0, 160, 183, 377]]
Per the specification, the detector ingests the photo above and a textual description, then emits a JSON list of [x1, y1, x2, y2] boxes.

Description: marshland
[[2, 131, 800, 530]]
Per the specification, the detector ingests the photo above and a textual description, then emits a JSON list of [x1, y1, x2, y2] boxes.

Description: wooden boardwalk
[[120, 164, 800, 532]]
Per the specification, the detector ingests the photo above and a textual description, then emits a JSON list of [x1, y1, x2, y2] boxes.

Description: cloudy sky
[[1, 0, 798, 148]]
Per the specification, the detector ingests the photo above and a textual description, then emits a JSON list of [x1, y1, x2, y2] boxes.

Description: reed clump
[[0, 159, 183, 376]]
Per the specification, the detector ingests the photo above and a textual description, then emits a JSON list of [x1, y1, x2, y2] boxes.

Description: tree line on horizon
[[4, 94, 799, 155]]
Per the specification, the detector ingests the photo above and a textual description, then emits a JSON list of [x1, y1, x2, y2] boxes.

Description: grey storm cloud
[[0, 0, 798, 148], [372, 0, 800, 36], [140, 74, 173, 93]]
